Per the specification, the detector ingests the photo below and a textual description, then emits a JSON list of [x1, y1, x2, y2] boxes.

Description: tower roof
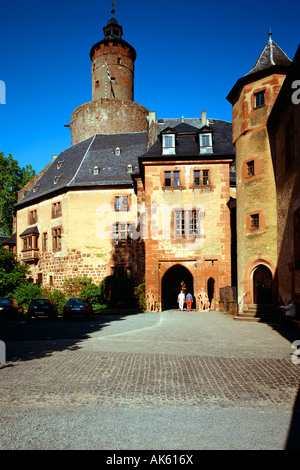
[[90, 10, 136, 61], [246, 32, 292, 76], [227, 33, 292, 104]]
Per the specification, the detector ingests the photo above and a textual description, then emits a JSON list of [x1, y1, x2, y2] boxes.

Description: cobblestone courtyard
[[1, 310, 300, 450]]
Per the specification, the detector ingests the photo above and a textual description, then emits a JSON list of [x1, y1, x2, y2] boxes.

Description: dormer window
[[126, 164, 133, 173], [115, 147, 121, 156], [56, 160, 64, 170], [162, 134, 176, 155], [93, 166, 100, 175], [199, 131, 213, 154], [53, 176, 61, 185]]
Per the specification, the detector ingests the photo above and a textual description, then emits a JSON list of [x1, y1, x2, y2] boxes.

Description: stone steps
[[233, 304, 279, 323]]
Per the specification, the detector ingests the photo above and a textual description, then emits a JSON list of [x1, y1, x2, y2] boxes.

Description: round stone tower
[[90, 13, 135, 101], [227, 33, 291, 310], [70, 9, 149, 144]]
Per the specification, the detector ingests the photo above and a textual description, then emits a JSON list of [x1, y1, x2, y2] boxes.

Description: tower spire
[[269, 28, 272, 42], [111, 0, 118, 17]]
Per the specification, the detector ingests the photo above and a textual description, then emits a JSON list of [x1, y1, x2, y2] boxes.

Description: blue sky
[[0, 0, 299, 174]]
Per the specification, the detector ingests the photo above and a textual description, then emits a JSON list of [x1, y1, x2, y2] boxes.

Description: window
[[203, 170, 209, 186], [254, 91, 265, 108], [194, 170, 200, 186], [193, 169, 210, 186], [23, 236, 33, 250], [173, 171, 180, 187], [52, 202, 61, 218], [162, 134, 176, 154], [115, 196, 129, 212], [95, 80, 100, 89], [164, 171, 181, 188], [199, 133, 213, 153], [250, 214, 259, 230], [164, 171, 172, 187], [174, 210, 200, 238], [126, 164, 133, 173], [53, 227, 62, 251], [53, 176, 61, 185], [115, 147, 121, 156], [29, 209, 37, 225], [113, 223, 133, 245], [42, 233, 48, 251], [201, 134, 210, 147], [246, 160, 255, 178]]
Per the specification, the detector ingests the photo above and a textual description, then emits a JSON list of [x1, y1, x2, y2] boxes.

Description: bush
[[62, 276, 94, 298], [134, 279, 146, 312], [13, 283, 42, 309], [80, 283, 101, 305], [42, 288, 67, 314]]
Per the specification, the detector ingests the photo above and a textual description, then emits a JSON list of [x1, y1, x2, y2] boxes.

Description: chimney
[[201, 110, 207, 126]]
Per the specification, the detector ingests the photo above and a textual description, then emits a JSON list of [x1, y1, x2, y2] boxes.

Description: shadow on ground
[[0, 313, 132, 364]]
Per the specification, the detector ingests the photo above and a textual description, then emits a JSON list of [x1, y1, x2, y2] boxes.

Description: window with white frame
[[174, 210, 200, 238], [162, 134, 176, 154], [199, 133, 213, 153]]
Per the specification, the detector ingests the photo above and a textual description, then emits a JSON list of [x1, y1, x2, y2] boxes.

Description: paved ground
[[1, 310, 300, 451]]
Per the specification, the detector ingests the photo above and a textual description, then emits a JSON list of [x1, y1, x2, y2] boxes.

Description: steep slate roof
[[227, 36, 292, 104], [143, 118, 235, 156], [246, 38, 292, 75], [16, 118, 235, 208], [16, 132, 149, 207]]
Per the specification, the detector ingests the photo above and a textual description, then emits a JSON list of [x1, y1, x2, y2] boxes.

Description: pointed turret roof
[[227, 33, 292, 104], [246, 32, 291, 76]]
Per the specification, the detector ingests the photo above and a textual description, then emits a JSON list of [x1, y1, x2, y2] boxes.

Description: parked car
[[0, 298, 23, 320], [63, 298, 93, 320], [27, 298, 58, 319]]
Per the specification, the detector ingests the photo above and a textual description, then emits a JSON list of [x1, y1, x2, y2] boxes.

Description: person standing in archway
[[186, 292, 193, 311], [177, 290, 185, 311]]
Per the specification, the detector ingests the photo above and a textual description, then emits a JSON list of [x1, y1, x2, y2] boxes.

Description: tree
[[0, 152, 35, 235], [0, 245, 30, 297]]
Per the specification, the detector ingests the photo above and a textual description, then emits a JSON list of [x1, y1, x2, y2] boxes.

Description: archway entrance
[[253, 265, 272, 304], [207, 278, 215, 307], [161, 265, 194, 310]]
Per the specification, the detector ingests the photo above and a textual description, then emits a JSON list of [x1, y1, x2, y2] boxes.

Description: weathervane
[[111, 0, 118, 16]]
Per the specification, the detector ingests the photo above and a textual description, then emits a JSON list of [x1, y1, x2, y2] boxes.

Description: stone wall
[[70, 99, 149, 144]]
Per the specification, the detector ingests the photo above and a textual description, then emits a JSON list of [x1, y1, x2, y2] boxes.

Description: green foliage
[[13, 283, 42, 308], [80, 283, 101, 304], [0, 152, 35, 236], [0, 246, 29, 297], [62, 276, 94, 298], [41, 288, 67, 314], [134, 279, 146, 312]]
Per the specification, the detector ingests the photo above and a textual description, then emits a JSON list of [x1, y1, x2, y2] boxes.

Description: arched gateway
[[161, 265, 194, 311], [253, 265, 273, 304]]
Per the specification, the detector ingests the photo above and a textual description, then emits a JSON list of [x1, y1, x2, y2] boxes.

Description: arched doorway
[[207, 278, 215, 307], [161, 265, 194, 310], [253, 265, 272, 304]]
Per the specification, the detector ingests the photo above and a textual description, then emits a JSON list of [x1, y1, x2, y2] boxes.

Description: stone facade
[[227, 35, 292, 311], [268, 44, 300, 303], [14, 11, 235, 312], [70, 99, 149, 145]]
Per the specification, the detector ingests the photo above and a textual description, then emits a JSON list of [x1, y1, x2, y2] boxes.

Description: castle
[[12, 9, 300, 314]]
